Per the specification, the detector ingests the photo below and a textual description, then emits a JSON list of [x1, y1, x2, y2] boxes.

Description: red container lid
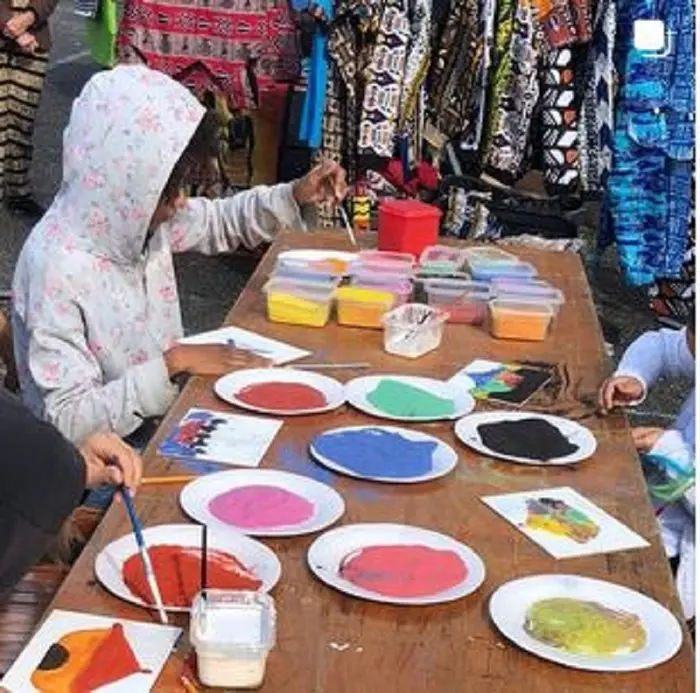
[[380, 199, 442, 220]]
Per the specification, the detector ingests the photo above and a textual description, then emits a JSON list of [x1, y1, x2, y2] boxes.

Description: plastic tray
[[491, 279, 565, 312], [418, 245, 466, 271], [469, 261, 538, 282], [489, 298, 554, 341], [335, 286, 396, 329], [264, 277, 335, 327], [425, 279, 491, 325]]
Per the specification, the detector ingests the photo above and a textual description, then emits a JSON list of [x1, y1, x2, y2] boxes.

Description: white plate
[[490, 574, 683, 671], [346, 375, 475, 422], [214, 368, 346, 416], [95, 523, 281, 613], [309, 425, 458, 483], [454, 411, 597, 465], [180, 469, 345, 537], [307, 523, 486, 605], [277, 249, 358, 271]]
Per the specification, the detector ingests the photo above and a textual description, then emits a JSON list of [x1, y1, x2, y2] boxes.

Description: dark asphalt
[[0, 0, 689, 426]]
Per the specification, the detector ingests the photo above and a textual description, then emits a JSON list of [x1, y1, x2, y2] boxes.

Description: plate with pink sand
[[180, 469, 346, 537]]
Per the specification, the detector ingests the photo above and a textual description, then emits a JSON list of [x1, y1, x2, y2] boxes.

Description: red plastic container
[[378, 199, 442, 258]]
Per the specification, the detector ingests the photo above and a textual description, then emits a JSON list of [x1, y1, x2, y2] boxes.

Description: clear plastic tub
[[349, 268, 413, 304], [489, 298, 554, 341], [275, 258, 345, 284], [335, 286, 396, 328], [382, 303, 448, 358], [463, 246, 518, 266], [425, 279, 491, 324], [418, 245, 465, 272], [190, 590, 276, 689], [264, 277, 335, 327], [357, 250, 415, 271], [469, 260, 538, 282], [491, 279, 565, 313]]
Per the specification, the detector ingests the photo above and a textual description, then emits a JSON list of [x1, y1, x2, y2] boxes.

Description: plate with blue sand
[[310, 425, 459, 483]]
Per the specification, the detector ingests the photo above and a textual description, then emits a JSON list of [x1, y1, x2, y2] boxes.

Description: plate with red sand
[[180, 469, 345, 537], [95, 524, 281, 613], [214, 368, 346, 416], [307, 523, 485, 605]]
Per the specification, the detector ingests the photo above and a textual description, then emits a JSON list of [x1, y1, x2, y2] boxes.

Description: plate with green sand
[[346, 375, 475, 422]]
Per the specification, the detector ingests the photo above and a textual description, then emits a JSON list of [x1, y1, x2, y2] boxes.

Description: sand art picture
[[158, 408, 282, 467], [482, 487, 649, 558], [1, 610, 180, 692]]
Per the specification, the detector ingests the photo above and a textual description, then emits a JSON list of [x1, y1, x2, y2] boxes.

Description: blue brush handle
[[120, 487, 145, 549]]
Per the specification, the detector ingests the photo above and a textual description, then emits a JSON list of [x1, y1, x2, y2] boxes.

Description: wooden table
[[42, 231, 694, 692]]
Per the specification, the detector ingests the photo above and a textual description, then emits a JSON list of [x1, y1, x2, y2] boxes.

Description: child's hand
[[598, 375, 645, 414], [293, 159, 348, 205], [15, 31, 38, 52], [632, 426, 665, 453], [164, 344, 270, 377]]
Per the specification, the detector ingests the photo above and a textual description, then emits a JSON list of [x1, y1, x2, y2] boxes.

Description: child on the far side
[[599, 311, 695, 623]]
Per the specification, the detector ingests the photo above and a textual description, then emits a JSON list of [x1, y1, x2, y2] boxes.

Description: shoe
[[6, 195, 46, 221]]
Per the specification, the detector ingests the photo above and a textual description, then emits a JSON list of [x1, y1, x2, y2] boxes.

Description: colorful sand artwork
[[122, 544, 262, 607], [524, 598, 647, 657], [236, 381, 328, 411], [311, 428, 437, 479], [1, 610, 180, 692], [157, 408, 282, 467], [208, 484, 315, 529], [339, 544, 467, 598], [366, 379, 456, 418], [482, 487, 649, 559], [450, 359, 553, 406]]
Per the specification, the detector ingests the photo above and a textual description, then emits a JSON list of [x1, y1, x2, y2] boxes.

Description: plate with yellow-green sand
[[345, 375, 475, 422], [490, 574, 682, 672]]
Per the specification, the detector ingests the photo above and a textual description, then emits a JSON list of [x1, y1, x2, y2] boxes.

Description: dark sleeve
[[0, 391, 85, 595], [27, 0, 59, 25]]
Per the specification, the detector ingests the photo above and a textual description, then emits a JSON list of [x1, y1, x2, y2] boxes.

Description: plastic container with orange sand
[[264, 277, 335, 327], [190, 590, 276, 689], [489, 298, 554, 341], [335, 286, 396, 328], [491, 279, 565, 313], [425, 278, 491, 324]]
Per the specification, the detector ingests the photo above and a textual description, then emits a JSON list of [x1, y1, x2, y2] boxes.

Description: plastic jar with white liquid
[[190, 590, 276, 689]]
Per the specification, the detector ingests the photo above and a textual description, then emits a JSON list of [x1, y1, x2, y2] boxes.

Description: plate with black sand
[[454, 412, 597, 465]]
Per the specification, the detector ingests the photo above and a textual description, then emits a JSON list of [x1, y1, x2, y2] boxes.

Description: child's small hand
[[632, 426, 665, 453], [164, 344, 269, 377], [598, 375, 645, 414]]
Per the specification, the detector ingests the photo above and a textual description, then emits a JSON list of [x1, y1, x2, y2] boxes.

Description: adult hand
[[164, 344, 270, 378], [15, 32, 38, 52], [631, 426, 665, 454], [293, 159, 348, 205], [79, 432, 143, 494], [4, 10, 35, 39], [598, 375, 645, 414]]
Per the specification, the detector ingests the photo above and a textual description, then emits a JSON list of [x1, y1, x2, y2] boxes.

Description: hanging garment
[[0, 42, 49, 199], [117, 0, 300, 109], [606, 0, 694, 286]]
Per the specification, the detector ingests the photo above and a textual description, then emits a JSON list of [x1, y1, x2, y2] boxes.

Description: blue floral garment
[[605, 0, 694, 287]]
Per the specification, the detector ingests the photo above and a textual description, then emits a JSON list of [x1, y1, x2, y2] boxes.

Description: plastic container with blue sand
[[469, 260, 538, 283]]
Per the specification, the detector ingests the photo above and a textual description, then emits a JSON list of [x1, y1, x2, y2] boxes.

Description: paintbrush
[[337, 204, 357, 247], [119, 487, 169, 624], [142, 474, 199, 486]]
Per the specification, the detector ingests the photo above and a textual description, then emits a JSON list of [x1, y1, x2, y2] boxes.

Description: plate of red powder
[[180, 469, 346, 537], [95, 523, 281, 613], [214, 368, 346, 416], [308, 523, 486, 605]]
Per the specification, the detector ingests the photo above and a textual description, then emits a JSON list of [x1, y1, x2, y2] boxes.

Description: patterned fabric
[[117, 0, 299, 109], [606, 0, 695, 286], [540, 46, 580, 195], [0, 43, 48, 199], [533, 0, 592, 47], [483, 0, 542, 183], [12, 66, 305, 443], [578, 0, 615, 194]]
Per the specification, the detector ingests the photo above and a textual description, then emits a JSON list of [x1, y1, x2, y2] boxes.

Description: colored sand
[[524, 598, 647, 656], [31, 623, 145, 692], [525, 497, 600, 543], [209, 484, 315, 529], [477, 418, 578, 461], [123, 544, 261, 607], [366, 380, 456, 418], [313, 428, 436, 478], [236, 381, 327, 411], [339, 544, 467, 598]]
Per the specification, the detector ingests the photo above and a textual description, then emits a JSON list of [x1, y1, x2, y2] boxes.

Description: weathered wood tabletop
[[41, 231, 694, 692]]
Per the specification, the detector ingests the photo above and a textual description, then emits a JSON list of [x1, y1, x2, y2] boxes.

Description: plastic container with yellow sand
[[489, 298, 554, 341], [264, 277, 335, 327], [335, 286, 396, 328]]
